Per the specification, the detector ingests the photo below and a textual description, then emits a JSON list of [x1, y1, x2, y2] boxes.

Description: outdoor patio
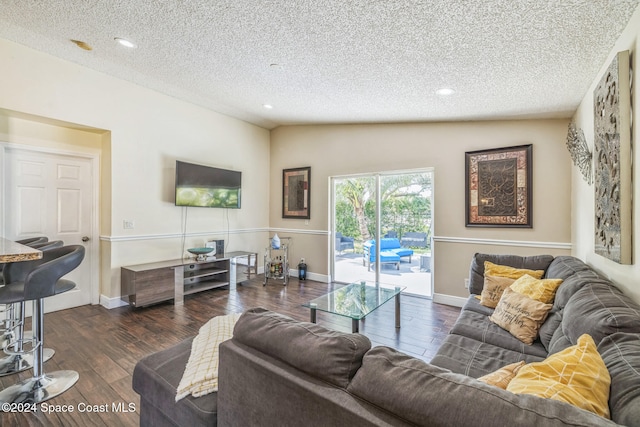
[[334, 252, 432, 298]]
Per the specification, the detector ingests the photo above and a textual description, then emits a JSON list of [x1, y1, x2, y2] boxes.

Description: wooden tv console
[[121, 251, 257, 307]]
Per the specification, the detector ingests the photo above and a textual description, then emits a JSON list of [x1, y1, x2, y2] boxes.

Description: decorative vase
[[271, 234, 281, 249]]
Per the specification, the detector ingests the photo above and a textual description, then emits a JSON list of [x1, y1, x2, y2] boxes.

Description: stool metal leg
[[0, 301, 54, 377], [0, 299, 77, 404]]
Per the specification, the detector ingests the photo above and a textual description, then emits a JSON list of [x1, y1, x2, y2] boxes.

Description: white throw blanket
[[175, 313, 241, 401]]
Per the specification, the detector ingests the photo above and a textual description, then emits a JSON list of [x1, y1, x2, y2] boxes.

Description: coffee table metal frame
[[303, 281, 405, 333]]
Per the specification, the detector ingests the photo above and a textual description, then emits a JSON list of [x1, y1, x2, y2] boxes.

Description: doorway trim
[[0, 142, 101, 306]]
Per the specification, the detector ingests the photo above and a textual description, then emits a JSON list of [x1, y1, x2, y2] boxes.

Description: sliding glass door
[[331, 169, 433, 297]]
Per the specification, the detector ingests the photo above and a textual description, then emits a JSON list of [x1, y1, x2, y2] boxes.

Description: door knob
[[82, 236, 90, 242]]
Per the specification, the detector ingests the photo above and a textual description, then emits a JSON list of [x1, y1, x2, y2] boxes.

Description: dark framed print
[[465, 144, 532, 227], [282, 167, 311, 219]]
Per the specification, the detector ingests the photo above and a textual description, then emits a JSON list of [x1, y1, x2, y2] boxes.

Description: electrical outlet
[[123, 220, 135, 229], [464, 278, 470, 289]]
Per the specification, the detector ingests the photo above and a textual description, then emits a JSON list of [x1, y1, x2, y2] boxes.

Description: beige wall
[[270, 120, 572, 302], [572, 6, 640, 303], [0, 38, 270, 304]]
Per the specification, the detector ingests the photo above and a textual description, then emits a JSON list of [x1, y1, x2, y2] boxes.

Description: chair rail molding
[[432, 236, 571, 250]]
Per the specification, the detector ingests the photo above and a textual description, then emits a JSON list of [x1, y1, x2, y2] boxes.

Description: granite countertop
[[0, 237, 43, 263]]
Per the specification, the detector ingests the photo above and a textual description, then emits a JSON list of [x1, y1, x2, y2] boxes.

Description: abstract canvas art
[[465, 145, 532, 227], [593, 50, 631, 264]]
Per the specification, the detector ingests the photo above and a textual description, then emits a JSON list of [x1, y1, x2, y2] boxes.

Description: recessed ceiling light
[[263, 104, 273, 109], [436, 88, 455, 96], [115, 37, 136, 48]]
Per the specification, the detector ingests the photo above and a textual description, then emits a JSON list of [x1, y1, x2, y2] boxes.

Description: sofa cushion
[[552, 272, 608, 311], [598, 332, 640, 426], [489, 287, 552, 345], [430, 334, 544, 378], [350, 346, 616, 427], [132, 337, 218, 427], [508, 334, 611, 419], [378, 251, 401, 263], [468, 254, 554, 295], [232, 307, 371, 388], [450, 310, 548, 358], [560, 282, 640, 347], [462, 295, 495, 317], [545, 255, 598, 281], [538, 308, 563, 351], [389, 248, 413, 258]]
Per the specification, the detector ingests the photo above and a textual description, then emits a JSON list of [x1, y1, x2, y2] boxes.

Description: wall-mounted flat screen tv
[[175, 160, 241, 208]]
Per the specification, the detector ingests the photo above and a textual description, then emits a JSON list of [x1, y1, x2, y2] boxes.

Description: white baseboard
[[101, 294, 129, 309], [432, 293, 467, 308]]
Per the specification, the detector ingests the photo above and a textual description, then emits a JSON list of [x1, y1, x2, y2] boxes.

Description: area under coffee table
[[303, 281, 405, 333]]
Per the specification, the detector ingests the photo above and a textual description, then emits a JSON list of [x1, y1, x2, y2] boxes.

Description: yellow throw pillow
[[489, 287, 552, 345], [507, 334, 611, 418], [480, 275, 516, 308], [484, 261, 545, 280], [510, 274, 563, 304], [477, 361, 526, 389]]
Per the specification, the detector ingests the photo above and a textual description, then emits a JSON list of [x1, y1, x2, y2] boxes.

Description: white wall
[[0, 38, 271, 303], [270, 120, 573, 302], [572, 6, 640, 302]]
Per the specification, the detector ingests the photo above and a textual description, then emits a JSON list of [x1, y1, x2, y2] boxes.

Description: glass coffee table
[[303, 281, 405, 333]]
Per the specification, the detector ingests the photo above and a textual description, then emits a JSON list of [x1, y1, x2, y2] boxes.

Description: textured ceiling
[[1, 0, 638, 129]]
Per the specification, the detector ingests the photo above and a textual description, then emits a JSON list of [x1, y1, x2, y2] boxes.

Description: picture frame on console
[[282, 166, 311, 219], [465, 144, 532, 228]]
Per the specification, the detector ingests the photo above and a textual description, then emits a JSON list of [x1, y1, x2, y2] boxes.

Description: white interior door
[[3, 147, 96, 313]]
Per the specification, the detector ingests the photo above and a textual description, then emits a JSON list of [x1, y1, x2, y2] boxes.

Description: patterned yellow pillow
[[484, 261, 545, 280], [510, 274, 563, 304], [477, 361, 526, 389], [489, 287, 552, 345], [507, 334, 611, 418], [480, 275, 516, 308]]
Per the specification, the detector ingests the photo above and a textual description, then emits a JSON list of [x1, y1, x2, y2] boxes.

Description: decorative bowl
[[187, 247, 214, 255], [187, 247, 214, 261]]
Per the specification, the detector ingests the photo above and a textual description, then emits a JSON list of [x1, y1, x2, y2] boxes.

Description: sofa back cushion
[[552, 283, 640, 352], [232, 307, 371, 388], [598, 333, 640, 426], [546, 256, 597, 280], [468, 253, 554, 295], [348, 346, 616, 427]]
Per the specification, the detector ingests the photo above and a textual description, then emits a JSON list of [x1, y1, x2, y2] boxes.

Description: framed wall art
[[465, 144, 532, 228], [282, 166, 311, 219], [593, 50, 631, 264]]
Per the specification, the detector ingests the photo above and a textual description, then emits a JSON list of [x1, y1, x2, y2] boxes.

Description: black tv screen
[[175, 160, 241, 208]]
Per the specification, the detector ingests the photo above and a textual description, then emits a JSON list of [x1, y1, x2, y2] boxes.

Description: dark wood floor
[[0, 276, 460, 426]]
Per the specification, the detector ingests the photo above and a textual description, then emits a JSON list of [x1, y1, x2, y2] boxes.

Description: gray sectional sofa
[[133, 254, 640, 426]]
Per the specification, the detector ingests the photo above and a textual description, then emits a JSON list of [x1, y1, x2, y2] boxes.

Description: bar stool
[[0, 237, 47, 287], [0, 241, 63, 376], [0, 245, 84, 404], [1, 237, 51, 347]]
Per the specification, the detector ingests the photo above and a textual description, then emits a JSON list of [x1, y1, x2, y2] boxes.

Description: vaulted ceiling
[[1, 1, 638, 129]]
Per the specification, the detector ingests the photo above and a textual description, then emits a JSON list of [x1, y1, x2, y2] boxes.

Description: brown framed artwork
[[282, 167, 311, 219], [465, 144, 532, 228]]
